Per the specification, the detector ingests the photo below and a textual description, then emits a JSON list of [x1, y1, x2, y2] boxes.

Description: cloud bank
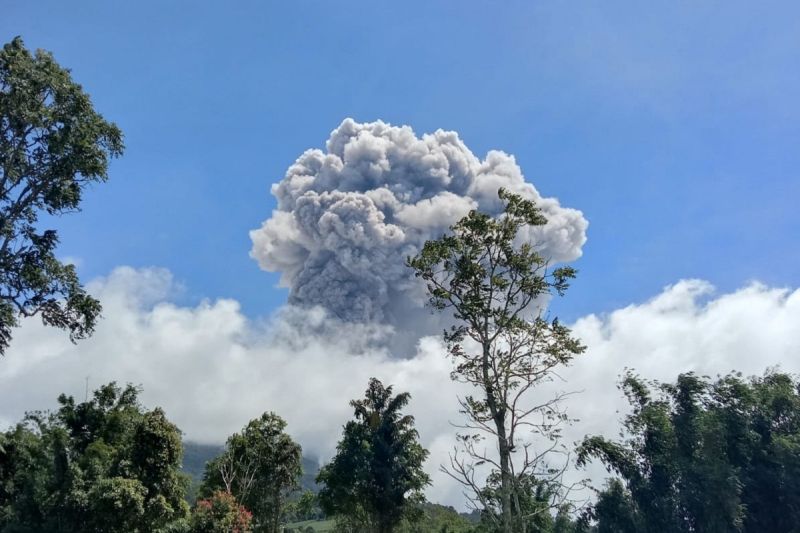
[[4, 120, 799, 507], [564, 279, 800, 443], [2, 268, 798, 508], [250, 119, 588, 345], [0, 267, 473, 505], [3, 120, 797, 508]]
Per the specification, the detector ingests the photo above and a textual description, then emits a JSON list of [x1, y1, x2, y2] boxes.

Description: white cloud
[[0, 267, 471, 506], [2, 270, 799, 509], [562, 279, 800, 445]]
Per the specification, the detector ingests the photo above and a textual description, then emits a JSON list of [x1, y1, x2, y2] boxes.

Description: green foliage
[[407, 189, 585, 532], [200, 413, 302, 533], [578, 370, 800, 533], [464, 472, 585, 533], [190, 491, 253, 533], [283, 490, 323, 523], [551, 507, 581, 533], [0, 37, 123, 355], [474, 473, 569, 533], [586, 480, 638, 533], [0, 382, 189, 532], [317, 378, 430, 533], [181, 442, 225, 503], [397, 502, 476, 533], [182, 443, 319, 507], [88, 477, 148, 532]]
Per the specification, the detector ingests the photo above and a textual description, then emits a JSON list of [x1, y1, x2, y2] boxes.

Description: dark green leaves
[[0, 382, 189, 532], [317, 378, 430, 533], [199, 412, 302, 533], [579, 371, 800, 532], [0, 37, 124, 355]]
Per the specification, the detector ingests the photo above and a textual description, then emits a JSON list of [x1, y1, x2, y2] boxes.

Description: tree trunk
[[483, 341, 514, 533], [269, 490, 281, 533], [497, 416, 514, 533]]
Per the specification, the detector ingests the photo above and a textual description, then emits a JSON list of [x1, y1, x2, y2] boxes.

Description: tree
[[584, 480, 639, 533], [283, 490, 322, 523], [407, 188, 585, 532], [200, 412, 302, 533], [0, 382, 189, 532], [0, 37, 123, 355], [317, 378, 431, 533], [128, 408, 193, 529], [190, 490, 253, 533], [577, 370, 800, 533]]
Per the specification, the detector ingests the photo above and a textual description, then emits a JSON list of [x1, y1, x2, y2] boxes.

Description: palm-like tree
[[318, 378, 430, 533]]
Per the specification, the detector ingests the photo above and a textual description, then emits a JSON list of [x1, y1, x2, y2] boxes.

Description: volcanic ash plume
[[250, 119, 588, 343]]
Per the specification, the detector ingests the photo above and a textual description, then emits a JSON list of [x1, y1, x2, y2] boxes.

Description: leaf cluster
[[0, 382, 189, 532], [0, 37, 123, 354], [407, 188, 584, 423], [578, 371, 800, 532], [200, 412, 302, 533], [317, 378, 430, 533], [190, 490, 253, 533]]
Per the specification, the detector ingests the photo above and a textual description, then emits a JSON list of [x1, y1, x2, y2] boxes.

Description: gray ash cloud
[[250, 119, 588, 344]]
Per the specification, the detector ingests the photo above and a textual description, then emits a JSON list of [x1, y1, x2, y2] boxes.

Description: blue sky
[[5, 4, 800, 506], [4, 1, 799, 322]]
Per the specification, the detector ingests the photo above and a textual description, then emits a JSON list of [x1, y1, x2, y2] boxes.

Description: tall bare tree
[[407, 188, 585, 532]]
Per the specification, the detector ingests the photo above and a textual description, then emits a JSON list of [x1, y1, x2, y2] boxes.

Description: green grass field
[[283, 518, 336, 532]]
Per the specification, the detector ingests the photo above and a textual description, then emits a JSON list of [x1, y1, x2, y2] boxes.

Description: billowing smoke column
[[250, 119, 588, 347]]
